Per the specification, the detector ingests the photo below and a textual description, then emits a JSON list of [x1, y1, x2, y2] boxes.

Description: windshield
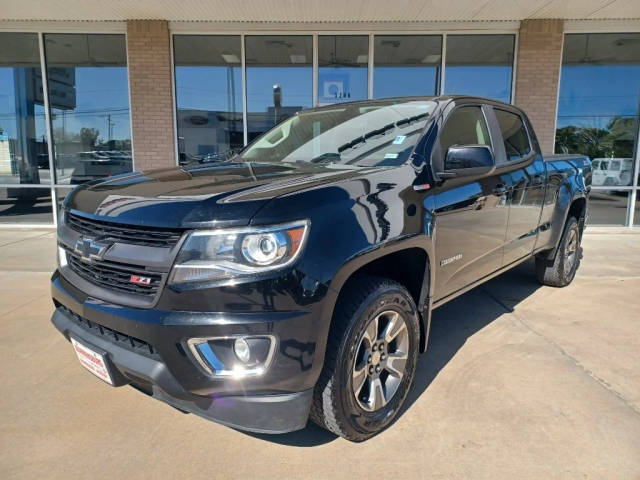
[[238, 100, 437, 168]]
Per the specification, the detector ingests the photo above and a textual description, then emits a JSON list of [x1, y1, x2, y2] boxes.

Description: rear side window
[[494, 109, 531, 161], [439, 106, 491, 153]]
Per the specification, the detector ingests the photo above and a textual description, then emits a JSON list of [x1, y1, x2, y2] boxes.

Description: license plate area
[[71, 337, 114, 385]]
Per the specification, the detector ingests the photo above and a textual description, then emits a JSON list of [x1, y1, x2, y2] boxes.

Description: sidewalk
[[0, 230, 639, 479]]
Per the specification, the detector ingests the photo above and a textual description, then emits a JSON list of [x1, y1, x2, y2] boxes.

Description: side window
[[439, 107, 491, 154], [494, 109, 532, 161]]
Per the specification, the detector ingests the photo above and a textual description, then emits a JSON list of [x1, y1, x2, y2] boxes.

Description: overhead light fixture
[[422, 54, 441, 64], [221, 54, 240, 64], [356, 54, 368, 64], [289, 54, 307, 64]]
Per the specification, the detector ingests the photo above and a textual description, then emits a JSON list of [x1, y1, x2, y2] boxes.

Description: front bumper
[[50, 270, 329, 433]]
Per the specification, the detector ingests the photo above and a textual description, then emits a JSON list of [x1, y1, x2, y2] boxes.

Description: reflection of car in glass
[[69, 151, 133, 184], [52, 96, 591, 442], [592, 158, 633, 186]]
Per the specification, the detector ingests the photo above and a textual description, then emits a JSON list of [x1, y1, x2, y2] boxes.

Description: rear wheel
[[310, 276, 420, 442], [535, 216, 582, 287]]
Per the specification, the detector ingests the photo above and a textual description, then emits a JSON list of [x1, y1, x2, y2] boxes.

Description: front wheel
[[310, 276, 420, 442], [535, 216, 582, 287]]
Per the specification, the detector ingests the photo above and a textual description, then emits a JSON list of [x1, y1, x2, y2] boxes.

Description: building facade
[[1, 1, 639, 228]]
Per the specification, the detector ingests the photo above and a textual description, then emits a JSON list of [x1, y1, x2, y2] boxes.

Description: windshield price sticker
[[393, 135, 407, 145]]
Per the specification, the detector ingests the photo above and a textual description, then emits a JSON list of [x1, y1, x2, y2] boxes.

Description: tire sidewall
[[334, 285, 420, 437], [560, 217, 580, 283]]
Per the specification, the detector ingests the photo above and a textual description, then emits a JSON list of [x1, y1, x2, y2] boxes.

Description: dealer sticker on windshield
[[392, 135, 406, 144], [70, 337, 113, 385]]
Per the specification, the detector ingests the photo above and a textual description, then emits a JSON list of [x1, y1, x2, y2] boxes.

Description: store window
[[318, 35, 369, 105], [174, 35, 243, 165], [444, 35, 515, 103], [44, 34, 132, 185], [374, 35, 442, 98], [556, 33, 640, 189], [0, 33, 49, 186], [245, 35, 312, 142]]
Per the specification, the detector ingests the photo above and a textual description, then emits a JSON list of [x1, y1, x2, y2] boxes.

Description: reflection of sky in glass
[[49, 67, 131, 141], [175, 66, 242, 112], [0, 68, 48, 142], [557, 65, 640, 129], [445, 66, 512, 103], [246, 67, 312, 112], [374, 66, 439, 98], [318, 67, 367, 104]]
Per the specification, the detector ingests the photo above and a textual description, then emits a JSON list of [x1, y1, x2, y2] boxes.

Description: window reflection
[[445, 35, 514, 103], [174, 35, 243, 165], [0, 33, 49, 186], [0, 187, 53, 224], [588, 190, 629, 225], [44, 34, 132, 184], [318, 36, 368, 105], [556, 33, 640, 188], [374, 35, 441, 98], [245, 36, 312, 142]]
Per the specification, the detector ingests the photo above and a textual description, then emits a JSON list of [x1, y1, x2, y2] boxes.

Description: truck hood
[[65, 162, 382, 228]]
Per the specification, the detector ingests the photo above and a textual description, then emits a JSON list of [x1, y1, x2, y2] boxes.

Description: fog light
[[234, 338, 251, 363]]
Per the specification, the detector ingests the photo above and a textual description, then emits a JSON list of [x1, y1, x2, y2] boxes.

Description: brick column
[[514, 19, 564, 154], [126, 20, 176, 171]]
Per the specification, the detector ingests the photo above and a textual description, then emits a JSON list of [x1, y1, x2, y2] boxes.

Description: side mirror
[[439, 145, 495, 179]]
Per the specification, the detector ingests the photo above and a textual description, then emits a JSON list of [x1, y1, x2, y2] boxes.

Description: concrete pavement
[[0, 229, 639, 479]]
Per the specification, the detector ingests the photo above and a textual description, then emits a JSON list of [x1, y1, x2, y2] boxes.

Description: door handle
[[493, 184, 508, 196]]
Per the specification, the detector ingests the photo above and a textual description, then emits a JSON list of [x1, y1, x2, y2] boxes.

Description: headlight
[[169, 220, 309, 284]]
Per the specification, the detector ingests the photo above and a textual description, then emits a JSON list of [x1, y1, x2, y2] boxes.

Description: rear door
[[491, 108, 546, 265], [432, 104, 511, 300]]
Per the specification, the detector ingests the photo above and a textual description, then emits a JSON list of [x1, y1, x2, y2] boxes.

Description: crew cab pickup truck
[[51, 96, 591, 441]]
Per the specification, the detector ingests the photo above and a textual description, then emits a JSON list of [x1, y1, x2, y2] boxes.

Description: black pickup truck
[[51, 96, 591, 441]]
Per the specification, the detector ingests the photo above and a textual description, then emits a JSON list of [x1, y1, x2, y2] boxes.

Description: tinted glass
[[174, 35, 243, 165], [44, 34, 132, 185], [495, 109, 531, 161], [373, 35, 441, 98], [245, 36, 312, 142], [240, 100, 435, 167], [588, 190, 629, 225], [0, 33, 49, 186], [0, 187, 53, 224], [445, 35, 515, 103], [439, 107, 490, 153], [318, 36, 368, 105], [556, 33, 640, 188]]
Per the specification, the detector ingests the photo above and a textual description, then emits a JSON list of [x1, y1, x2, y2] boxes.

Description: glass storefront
[[0, 31, 132, 225], [556, 33, 640, 226], [445, 34, 515, 104], [373, 35, 442, 98], [44, 34, 132, 185], [174, 35, 243, 164], [318, 35, 369, 105], [245, 35, 313, 141], [0, 33, 49, 186]]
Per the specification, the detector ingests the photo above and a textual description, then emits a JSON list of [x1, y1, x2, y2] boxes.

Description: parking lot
[[1, 229, 639, 479]]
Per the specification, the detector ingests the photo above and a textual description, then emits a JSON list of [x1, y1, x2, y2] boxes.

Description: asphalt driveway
[[0, 229, 639, 479]]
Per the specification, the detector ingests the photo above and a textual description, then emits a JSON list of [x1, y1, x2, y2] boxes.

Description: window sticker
[[384, 153, 399, 159], [392, 135, 407, 145]]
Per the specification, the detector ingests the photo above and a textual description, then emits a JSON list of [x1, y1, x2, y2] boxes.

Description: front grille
[[65, 247, 162, 297], [59, 305, 157, 356], [67, 212, 183, 248]]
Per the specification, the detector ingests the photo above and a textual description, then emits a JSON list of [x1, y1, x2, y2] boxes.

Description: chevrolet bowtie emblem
[[74, 237, 111, 262]]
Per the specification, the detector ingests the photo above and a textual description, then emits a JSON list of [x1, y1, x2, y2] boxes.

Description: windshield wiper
[[396, 112, 430, 127], [310, 152, 342, 164]]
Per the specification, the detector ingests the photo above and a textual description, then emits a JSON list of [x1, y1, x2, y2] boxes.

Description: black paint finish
[[52, 96, 591, 433]]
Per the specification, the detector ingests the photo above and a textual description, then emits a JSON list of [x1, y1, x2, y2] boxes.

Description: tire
[[535, 216, 582, 287], [310, 276, 420, 442]]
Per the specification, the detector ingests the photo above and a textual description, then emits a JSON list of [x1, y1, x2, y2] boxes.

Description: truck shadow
[[243, 259, 542, 447]]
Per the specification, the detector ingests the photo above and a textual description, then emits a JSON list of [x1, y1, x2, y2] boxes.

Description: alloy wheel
[[352, 310, 409, 412]]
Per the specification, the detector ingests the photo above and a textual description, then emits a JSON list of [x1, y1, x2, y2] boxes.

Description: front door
[[432, 105, 511, 300]]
